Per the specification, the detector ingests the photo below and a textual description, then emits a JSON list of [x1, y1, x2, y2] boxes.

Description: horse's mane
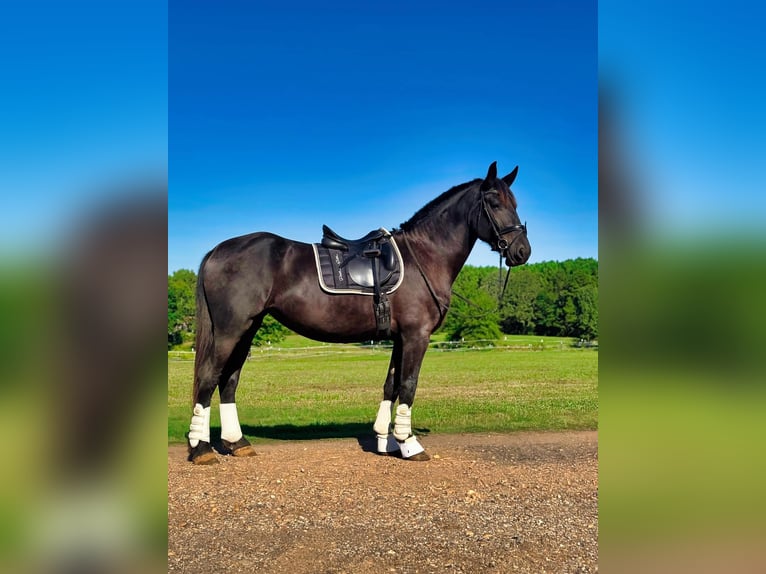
[[399, 179, 481, 232]]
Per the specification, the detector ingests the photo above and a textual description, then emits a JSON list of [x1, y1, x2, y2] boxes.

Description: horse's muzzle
[[506, 240, 531, 267]]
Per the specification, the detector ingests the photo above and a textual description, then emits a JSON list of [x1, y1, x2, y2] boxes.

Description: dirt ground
[[168, 431, 598, 573]]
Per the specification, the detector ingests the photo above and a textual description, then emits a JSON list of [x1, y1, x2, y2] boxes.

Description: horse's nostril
[[514, 245, 530, 264]]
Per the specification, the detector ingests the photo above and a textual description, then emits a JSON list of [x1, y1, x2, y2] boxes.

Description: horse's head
[[477, 161, 531, 267]]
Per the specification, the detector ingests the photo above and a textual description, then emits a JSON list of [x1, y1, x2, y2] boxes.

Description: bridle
[[476, 188, 528, 305], [399, 184, 530, 319], [479, 189, 528, 261]]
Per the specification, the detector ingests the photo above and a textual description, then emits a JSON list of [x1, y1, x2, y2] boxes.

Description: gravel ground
[[168, 431, 598, 573]]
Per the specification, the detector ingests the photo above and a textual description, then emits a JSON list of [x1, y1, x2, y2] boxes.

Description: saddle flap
[[346, 257, 376, 287], [345, 256, 395, 288]]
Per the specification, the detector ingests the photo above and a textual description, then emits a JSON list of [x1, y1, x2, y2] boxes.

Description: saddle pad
[[312, 236, 404, 296]]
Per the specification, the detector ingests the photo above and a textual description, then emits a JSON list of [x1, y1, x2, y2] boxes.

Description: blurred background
[[0, 1, 167, 572], [600, 0, 766, 571], [1, 0, 765, 572]]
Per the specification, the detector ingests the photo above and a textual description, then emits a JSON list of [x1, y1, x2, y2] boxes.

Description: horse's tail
[[192, 250, 215, 406]]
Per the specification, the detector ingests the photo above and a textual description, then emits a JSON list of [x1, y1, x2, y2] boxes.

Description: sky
[[0, 1, 167, 257], [599, 0, 766, 236], [2, 2, 763, 275], [168, 1, 598, 272]]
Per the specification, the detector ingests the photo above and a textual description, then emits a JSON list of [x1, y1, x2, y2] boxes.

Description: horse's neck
[[403, 189, 479, 288]]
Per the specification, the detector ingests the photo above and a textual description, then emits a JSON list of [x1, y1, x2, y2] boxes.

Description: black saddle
[[321, 225, 397, 285]]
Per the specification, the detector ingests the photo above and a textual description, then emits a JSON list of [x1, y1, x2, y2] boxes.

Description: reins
[[399, 231, 512, 323], [399, 231, 450, 321], [498, 253, 512, 307], [452, 252, 512, 315]]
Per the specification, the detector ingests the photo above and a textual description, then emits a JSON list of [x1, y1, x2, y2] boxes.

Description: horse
[[187, 161, 530, 464]]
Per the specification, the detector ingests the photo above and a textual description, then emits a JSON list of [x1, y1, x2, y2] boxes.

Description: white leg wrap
[[399, 435, 426, 459], [188, 403, 210, 448], [220, 403, 243, 443], [393, 403, 412, 441], [377, 433, 400, 454], [373, 400, 393, 435]]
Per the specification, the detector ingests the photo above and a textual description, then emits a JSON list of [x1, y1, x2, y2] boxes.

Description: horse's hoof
[[398, 436, 430, 461], [377, 434, 401, 456], [188, 440, 219, 465], [406, 451, 431, 462], [222, 437, 257, 457]]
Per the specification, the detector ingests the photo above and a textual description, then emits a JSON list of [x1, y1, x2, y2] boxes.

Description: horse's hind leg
[[218, 367, 256, 457], [188, 357, 223, 464], [215, 314, 264, 457], [188, 325, 256, 464]]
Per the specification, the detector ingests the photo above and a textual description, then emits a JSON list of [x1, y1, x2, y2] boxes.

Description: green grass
[[168, 340, 598, 443]]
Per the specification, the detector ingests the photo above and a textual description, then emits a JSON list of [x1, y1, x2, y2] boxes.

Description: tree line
[[168, 257, 597, 349], [441, 258, 598, 342]]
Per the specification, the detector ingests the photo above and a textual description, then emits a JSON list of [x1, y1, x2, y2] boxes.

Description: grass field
[[168, 336, 598, 443]]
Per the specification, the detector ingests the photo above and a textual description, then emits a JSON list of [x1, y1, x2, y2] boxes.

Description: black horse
[[187, 162, 530, 464]]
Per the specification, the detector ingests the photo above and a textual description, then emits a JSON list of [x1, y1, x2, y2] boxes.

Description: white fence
[[168, 338, 595, 361]]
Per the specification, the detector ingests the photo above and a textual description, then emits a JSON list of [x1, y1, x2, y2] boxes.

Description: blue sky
[[169, 1, 598, 272], [3, 2, 763, 276], [599, 1, 766, 235], [0, 1, 167, 257]]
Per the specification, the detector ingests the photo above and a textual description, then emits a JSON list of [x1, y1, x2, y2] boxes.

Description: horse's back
[[203, 232, 308, 272], [200, 232, 310, 309]]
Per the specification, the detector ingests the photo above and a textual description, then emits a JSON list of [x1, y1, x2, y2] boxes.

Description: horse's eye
[[486, 192, 502, 208]]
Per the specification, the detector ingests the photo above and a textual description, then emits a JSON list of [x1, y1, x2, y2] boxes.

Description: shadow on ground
[[208, 423, 430, 454]]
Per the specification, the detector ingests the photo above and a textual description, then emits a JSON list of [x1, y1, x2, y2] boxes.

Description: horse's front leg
[[392, 332, 431, 461], [373, 337, 402, 455]]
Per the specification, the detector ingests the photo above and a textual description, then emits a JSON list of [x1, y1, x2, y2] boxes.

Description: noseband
[[480, 190, 528, 259]]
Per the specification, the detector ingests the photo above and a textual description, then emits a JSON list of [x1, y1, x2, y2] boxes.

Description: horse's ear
[[502, 166, 519, 187], [480, 161, 498, 191]]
